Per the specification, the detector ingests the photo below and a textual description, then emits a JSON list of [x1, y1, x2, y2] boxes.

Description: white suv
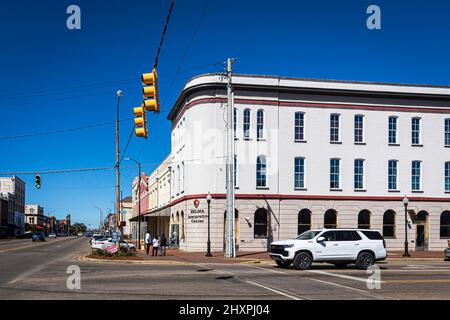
[[269, 229, 387, 270]]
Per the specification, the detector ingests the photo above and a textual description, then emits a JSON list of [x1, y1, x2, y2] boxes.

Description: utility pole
[[225, 58, 236, 258], [116, 90, 123, 239]]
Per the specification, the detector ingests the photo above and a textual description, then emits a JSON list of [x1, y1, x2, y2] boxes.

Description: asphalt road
[[0, 236, 449, 300]]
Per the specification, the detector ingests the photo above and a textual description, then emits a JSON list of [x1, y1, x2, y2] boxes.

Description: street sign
[[112, 232, 120, 243]]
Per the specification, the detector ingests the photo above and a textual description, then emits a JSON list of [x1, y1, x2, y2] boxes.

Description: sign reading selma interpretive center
[[188, 199, 208, 223]]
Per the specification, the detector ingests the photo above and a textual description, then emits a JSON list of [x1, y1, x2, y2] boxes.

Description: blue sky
[[1, 0, 450, 227]]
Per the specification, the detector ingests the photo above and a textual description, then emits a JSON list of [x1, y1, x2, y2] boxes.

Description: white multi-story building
[[0, 176, 25, 236], [166, 73, 450, 252]]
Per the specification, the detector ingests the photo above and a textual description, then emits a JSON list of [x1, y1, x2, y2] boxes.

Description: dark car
[[445, 248, 450, 261], [32, 232, 45, 242]]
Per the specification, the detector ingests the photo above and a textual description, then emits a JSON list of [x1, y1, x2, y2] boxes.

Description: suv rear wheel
[[293, 252, 313, 270], [356, 251, 374, 270], [275, 260, 291, 268]]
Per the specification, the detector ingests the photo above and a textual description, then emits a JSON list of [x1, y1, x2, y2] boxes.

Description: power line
[[120, 125, 136, 163], [137, 0, 213, 160], [0, 118, 133, 141], [154, 0, 175, 69]]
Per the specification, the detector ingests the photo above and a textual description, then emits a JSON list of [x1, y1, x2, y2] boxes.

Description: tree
[[70, 222, 87, 234]]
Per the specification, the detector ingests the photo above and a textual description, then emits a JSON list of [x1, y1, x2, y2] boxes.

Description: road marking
[[309, 278, 383, 298], [0, 237, 75, 253], [243, 264, 288, 275], [384, 279, 450, 284], [307, 270, 384, 284], [245, 280, 303, 300]]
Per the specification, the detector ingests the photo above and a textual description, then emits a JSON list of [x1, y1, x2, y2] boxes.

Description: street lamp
[[125, 157, 142, 250], [115, 90, 123, 240], [403, 196, 411, 257], [206, 192, 213, 257]]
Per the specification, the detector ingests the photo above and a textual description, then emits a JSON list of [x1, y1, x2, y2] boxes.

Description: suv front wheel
[[355, 251, 375, 270], [293, 252, 313, 270]]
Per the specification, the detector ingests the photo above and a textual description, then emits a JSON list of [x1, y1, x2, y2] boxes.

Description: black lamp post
[[403, 196, 411, 257], [206, 192, 213, 257]]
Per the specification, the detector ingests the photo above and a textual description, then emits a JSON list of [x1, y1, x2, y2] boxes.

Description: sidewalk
[[137, 248, 271, 264], [135, 248, 446, 264]]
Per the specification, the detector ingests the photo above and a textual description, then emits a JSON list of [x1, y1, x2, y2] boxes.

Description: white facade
[[0, 176, 25, 236], [166, 74, 450, 252]]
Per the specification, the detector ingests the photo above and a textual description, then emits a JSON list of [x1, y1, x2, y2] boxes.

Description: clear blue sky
[[1, 0, 450, 227]]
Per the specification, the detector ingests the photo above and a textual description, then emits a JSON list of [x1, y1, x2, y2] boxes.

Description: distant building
[[121, 196, 133, 239], [25, 205, 45, 232], [47, 216, 56, 234], [0, 197, 9, 238], [0, 176, 25, 237]]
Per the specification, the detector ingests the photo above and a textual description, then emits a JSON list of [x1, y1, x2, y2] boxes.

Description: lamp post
[[206, 192, 212, 257], [403, 196, 411, 257], [125, 157, 142, 250]]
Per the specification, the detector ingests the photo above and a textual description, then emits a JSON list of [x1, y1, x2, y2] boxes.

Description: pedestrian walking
[[160, 233, 167, 256], [145, 231, 152, 255], [152, 236, 159, 256]]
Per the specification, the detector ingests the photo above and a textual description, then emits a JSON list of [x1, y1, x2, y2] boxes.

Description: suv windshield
[[296, 230, 321, 240]]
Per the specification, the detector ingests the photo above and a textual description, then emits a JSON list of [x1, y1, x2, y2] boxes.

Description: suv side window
[[321, 231, 336, 241], [336, 231, 362, 241], [336, 231, 353, 241], [360, 230, 383, 240]]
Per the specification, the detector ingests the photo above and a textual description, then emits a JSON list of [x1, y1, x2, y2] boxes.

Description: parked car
[[269, 229, 387, 270], [90, 235, 106, 244], [32, 232, 46, 242], [48, 233, 57, 238], [91, 238, 136, 252], [445, 248, 450, 261]]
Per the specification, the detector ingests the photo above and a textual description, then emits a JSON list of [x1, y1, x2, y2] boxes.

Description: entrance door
[[223, 210, 239, 252], [415, 211, 429, 251], [170, 224, 179, 248]]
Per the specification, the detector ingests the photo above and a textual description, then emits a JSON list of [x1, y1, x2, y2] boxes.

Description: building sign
[[188, 200, 207, 223]]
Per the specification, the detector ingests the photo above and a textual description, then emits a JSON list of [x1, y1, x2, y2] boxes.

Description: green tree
[[70, 222, 87, 234]]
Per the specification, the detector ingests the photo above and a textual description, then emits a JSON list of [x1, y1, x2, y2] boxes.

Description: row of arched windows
[[253, 209, 450, 239], [234, 108, 265, 140]]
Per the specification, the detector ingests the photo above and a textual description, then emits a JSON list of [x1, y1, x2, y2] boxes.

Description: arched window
[[180, 211, 185, 240], [243, 109, 251, 140], [177, 165, 180, 195], [324, 209, 337, 228], [383, 210, 396, 238], [417, 210, 428, 222], [254, 208, 268, 238], [298, 209, 311, 235], [358, 210, 371, 229], [256, 155, 267, 187], [440, 211, 450, 238], [181, 162, 185, 193], [257, 109, 264, 140]]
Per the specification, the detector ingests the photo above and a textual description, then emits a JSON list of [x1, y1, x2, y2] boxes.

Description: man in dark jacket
[[160, 233, 167, 256]]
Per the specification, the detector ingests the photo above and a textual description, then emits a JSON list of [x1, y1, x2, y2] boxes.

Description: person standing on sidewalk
[[152, 235, 159, 256], [160, 233, 167, 256], [145, 231, 152, 255]]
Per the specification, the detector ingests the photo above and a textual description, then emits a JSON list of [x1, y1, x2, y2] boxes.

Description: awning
[[128, 205, 171, 221]]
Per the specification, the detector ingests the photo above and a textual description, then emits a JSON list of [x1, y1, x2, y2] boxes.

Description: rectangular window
[[445, 119, 450, 146], [388, 116, 397, 144], [330, 114, 340, 142], [330, 159, 340, 189], [445, 162, 450, 192], [354, 115, 364, 143], [295, 112, 304, 141], [388, 160, 398, 190], [294, 157, 305, 189], [256, 156, 267, 188], [257, 110, 264, 140], [354, 159, 364, 190], [411, 161, 421, 191], [233, 108, 237, 138], [243, 109, 251, 140], [234, 156, 238, 188], [412, 117, 421, 145]]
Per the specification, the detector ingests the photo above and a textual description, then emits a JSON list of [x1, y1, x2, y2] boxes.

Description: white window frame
[[294, 157, 305, 189], [256, 109, 265, 140], [243, 108, 251, 140], [354, 159, 365, 190], [330, 114, 341, 143], [294, 112, 305, 142], [388, 160, 399, 191], [411, 117, 422, 146], [388, 116, 398, 145], [411, 160, 422, 192], [354, 115, 365, 144], [330, 158, 341, 190]]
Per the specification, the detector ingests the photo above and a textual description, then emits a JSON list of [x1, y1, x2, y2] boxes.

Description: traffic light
[[142, 68, 160, 113], [133, 105, 148, 138], [35, 174, 41, 189]]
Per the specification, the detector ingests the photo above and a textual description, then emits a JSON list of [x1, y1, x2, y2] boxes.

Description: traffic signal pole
[[225, 58, 236, 258]]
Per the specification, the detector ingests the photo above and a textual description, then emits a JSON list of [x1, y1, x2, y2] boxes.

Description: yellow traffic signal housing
[[133, 105, 148, 138], [142, 68, 160, 113]]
